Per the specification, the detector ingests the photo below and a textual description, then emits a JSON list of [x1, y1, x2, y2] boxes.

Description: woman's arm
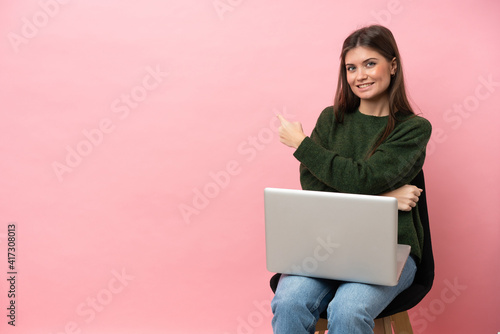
[[278, 112, 432, 194]]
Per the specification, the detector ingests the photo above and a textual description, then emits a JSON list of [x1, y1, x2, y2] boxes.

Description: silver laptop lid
[[264, 188, 408, 286]]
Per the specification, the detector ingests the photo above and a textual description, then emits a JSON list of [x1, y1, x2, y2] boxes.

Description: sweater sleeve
[[294, 115, 432, 194]]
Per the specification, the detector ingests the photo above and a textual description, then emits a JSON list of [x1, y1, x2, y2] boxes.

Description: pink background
[[1, 1, 499, 333]]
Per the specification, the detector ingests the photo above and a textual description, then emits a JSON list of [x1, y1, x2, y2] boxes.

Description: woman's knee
[[327, 297, 374, 329], [271, 292, 307, 315], [272, 275, 332, 315], [272, 284, 310, 315]]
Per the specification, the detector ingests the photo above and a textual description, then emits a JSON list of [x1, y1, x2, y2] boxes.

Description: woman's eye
[[366, 62, 376, 67], [347, 66, 355, 72]]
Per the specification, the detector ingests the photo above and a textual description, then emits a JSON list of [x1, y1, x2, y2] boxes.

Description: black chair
[[270, 170, 434, 334]]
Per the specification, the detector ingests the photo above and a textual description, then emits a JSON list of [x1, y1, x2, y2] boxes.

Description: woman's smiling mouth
[[357, 83, 374, 89]]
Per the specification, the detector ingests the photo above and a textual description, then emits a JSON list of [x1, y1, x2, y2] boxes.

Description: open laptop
[[264, 188, 411, 286]]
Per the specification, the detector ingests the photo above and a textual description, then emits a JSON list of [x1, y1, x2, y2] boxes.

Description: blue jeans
[[271, 256, 417, 334]]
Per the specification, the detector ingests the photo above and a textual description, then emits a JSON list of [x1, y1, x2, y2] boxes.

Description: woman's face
[[344, 46, 396, 102]]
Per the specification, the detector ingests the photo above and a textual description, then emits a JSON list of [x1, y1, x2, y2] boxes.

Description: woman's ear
[[391, 57, 397, 76]]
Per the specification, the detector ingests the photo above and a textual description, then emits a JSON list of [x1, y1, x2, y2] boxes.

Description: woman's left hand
[[381, 185, 422, 211], [277, 115, 306, 149]]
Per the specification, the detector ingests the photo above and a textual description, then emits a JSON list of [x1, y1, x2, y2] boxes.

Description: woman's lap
[[271, 256, 417, 334]]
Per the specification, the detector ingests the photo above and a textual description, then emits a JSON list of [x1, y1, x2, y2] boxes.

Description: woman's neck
[[358, 95, 390, 117]]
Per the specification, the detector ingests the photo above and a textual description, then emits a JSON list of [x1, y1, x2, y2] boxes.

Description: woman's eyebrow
[[345, 57, 379, 66]]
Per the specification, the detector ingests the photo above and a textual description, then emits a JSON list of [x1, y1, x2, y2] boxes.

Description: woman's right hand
[[381, 185, 422, 211]]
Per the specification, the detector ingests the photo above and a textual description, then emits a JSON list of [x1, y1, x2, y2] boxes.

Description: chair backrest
[[377, 170, 434, 318]]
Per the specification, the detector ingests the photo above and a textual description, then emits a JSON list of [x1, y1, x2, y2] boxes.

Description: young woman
[[272, 25, 432, 334]]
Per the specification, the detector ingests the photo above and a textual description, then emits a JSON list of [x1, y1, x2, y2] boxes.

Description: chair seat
[[315, 311, 413, 334]]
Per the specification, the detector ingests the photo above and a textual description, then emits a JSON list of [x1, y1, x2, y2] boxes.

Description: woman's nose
[[356, 68, 367, 81]]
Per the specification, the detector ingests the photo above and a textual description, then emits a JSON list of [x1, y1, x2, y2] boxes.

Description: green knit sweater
[[293, 107, 432, 263]]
